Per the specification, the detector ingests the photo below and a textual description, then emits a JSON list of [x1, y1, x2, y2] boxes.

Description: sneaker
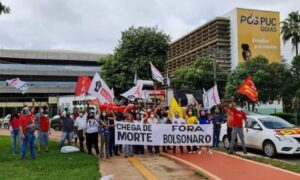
[[208, 151, 213, 155], [243, 151, 247, 155], [193, 151, 197, 154], [228, 151, 233, 155], [188, 151, 192, 154], [198, 151, 202, 155]]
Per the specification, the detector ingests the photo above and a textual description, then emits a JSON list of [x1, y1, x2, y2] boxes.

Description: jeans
[[100, 135, 109, 158], [108, 129, 116, 156], [213, 127, 221, 147], [59, 131, 72, 148], [124, 145, 133, 157], [229, 127, 247, 153], [11, 129, 22, 154], [21, 130, 36, 159], [39, 132, 49, 145]]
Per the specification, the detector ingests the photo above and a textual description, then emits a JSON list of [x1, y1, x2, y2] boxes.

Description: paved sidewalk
[[162, 149, 300, 180]]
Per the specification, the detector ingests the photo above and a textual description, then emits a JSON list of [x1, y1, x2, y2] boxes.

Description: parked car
[[0, 114, 10, 129], [220, 114, 300, 157], [50, 115, 62, 131]]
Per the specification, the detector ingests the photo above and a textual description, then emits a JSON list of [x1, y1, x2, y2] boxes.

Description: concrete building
[[167, 8, 281, 77], [0, 49, 105, 116]]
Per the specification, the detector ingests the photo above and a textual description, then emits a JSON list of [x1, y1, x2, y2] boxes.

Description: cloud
[[0, 0, 298, 60]]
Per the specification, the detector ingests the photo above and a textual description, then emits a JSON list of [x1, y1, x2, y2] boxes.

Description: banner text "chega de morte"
[[115, 122, 213, 146]]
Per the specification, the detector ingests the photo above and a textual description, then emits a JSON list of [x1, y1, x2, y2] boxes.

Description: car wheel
[[263, 140, 277, 157], [54, 126, 60, 131], [4, 123, 9, 129], [223, 136, 230, 149]]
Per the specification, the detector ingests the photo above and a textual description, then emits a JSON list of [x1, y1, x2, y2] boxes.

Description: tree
[[281, 11, 300, 56], [0, 2, 10, 15], [172, 57, 227, 94], [101, 26, 170, 96], [291, 55, 300, 77], [226, 56, 295, 110]]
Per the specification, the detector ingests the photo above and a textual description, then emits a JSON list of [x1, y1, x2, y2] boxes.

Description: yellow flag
[[168, 97, 185, 120]]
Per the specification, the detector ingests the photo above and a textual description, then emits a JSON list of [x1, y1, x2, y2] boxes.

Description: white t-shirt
[[147, 117, 158, 124], [86, 118, 99, 134], [172, 117, 186, 124], [74, 116, 87, 130]]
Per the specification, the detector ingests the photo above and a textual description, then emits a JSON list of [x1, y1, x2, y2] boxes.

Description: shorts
[[39, 132, 49, 145]]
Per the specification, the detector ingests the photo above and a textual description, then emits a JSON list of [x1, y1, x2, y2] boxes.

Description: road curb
[[212, 150, 300, 177], [161, 152, 222, 180]]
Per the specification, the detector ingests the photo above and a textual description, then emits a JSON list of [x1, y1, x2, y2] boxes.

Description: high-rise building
[[167, 8, 281, 77]]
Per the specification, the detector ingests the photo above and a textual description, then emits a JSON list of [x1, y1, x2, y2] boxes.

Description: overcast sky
[[0, 0, 298, 61]]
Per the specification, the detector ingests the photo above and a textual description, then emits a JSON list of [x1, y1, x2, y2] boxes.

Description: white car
[[220, 114, 300, 157], [0, 114, 10, 129]]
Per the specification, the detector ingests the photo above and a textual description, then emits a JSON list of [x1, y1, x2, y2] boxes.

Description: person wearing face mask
[[99, 110, 111, 159], [211, 107, 224, 148], [85, 112, 100, 157], [186, 109, 198, 154], [146, 111, 159, 154], [172, 112, 185, 154], [198, 110, 213, 155], [39, 107, 51, 152], [19, 99, 36, 160], [74, 110, 87, 152], [59, 112, 74, 148], [19, 101, 37, 160]]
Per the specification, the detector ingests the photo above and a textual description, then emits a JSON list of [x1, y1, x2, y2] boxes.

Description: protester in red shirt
[[20, 99, 36, 160], [39, 108, 51, 152], [228, 105, 248, 155], [9, 112, 22, 155]]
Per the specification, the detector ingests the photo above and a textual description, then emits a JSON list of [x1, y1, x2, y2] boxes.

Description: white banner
[[203, 85, 221, 110], [88, 73, 114, 104], [6, 78, 28, 94], [115, 122, 213, 146]]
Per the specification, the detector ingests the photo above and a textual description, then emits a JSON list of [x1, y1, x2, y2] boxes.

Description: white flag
[[150, 62, 164, 84], [88, 73, 114, 104], [121, 83, 144, 101], [203, 85, 220, 110], [6, 78, 29, 94]]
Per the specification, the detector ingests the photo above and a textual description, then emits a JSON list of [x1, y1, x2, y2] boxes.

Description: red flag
[[237, 76, 258, 102], [75, 77, 91, 96]]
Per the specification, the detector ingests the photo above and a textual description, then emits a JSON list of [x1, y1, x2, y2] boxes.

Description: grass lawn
[[0, 136, 100, 180]]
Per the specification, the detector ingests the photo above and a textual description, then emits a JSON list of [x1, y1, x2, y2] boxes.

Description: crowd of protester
[[7, 96, 248, 160]]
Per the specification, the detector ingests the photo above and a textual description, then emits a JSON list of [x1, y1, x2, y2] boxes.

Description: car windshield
[[259, 116, 294, 129]]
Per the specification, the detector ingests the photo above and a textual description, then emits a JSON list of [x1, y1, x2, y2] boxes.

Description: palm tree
[[281, 11, 300, 56], [0, 2, 10, 15]]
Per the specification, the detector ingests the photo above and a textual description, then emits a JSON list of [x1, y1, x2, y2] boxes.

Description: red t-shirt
[[19, 114, 33, 135], [40, 115, 50, 132], [10, 118, 20, 130], [232, 108, 247, 128]]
